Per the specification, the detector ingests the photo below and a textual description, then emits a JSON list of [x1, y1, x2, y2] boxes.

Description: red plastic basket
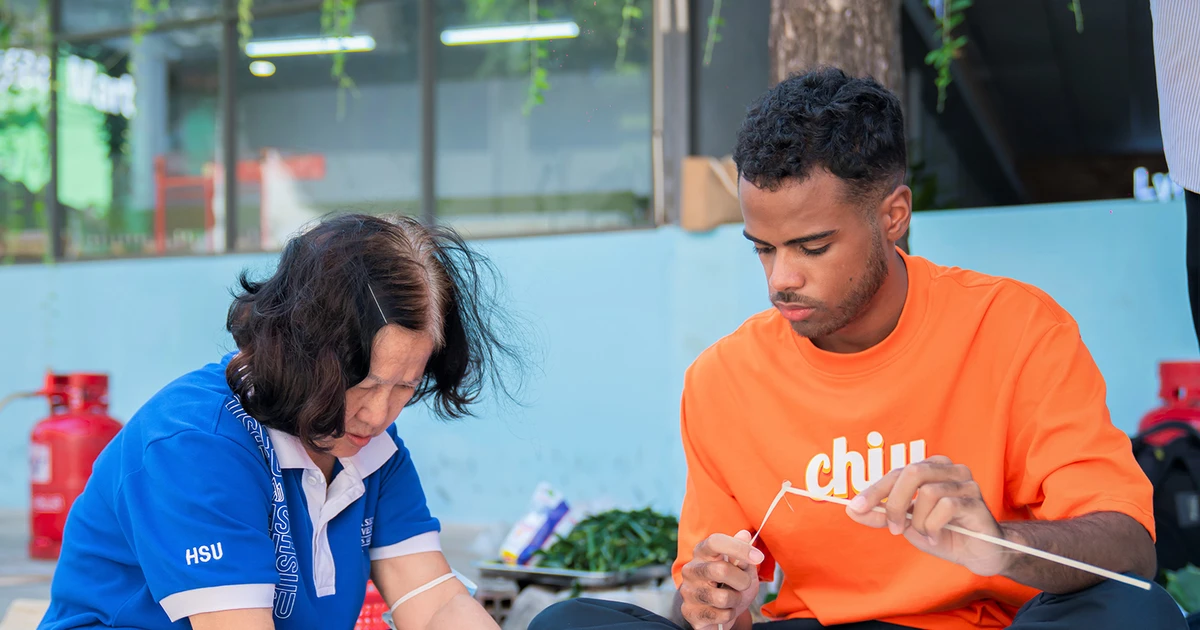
[[356, 580, 390, 630]]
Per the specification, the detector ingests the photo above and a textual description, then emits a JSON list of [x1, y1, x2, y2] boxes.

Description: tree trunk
[[769, 0, 903, 92], [769, 0, 910, 252]]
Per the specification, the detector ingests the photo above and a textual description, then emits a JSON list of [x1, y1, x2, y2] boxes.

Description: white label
[[31, 494, 65, 513], [29, 444, 51, 484]]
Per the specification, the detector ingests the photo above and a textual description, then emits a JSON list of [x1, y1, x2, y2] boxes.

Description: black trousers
[[528, 573, 1187, 630], [1187, 190, 1200, 348]]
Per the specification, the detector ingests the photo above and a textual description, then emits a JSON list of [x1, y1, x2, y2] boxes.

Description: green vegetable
[[1164, 564, 1200, 613], [532, 508, 679, 573]]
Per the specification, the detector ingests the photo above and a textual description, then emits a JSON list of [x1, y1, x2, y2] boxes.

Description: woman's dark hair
[[225, 213, 524, 451]]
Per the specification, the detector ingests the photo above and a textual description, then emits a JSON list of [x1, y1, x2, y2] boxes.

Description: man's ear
[[879, 185, 912, 244]]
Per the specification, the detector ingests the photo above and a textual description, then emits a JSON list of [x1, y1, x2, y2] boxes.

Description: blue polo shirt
[[39, 355, 442, 630]]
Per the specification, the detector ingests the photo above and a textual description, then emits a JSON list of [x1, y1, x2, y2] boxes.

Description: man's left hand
[[845, 455, 1011, 577]]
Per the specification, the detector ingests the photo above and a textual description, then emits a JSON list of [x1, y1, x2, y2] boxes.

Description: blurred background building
[[0, 0, 1181, 261]]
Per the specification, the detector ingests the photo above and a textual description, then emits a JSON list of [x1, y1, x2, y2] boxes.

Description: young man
[[531, 68, 1185, 629]]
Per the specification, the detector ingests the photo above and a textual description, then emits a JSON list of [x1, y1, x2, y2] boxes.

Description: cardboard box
[[680, 155, 741, 232]]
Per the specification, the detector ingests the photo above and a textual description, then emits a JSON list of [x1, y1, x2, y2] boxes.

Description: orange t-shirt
[[670, 251, 1155, 630]]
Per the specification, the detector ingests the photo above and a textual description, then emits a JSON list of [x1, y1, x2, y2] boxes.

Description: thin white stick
[[783, 486, 1152, 591], [750, 481, 791, 546]]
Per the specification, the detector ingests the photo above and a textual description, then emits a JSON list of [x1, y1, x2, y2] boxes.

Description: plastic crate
[[356, 580, 390, 630]]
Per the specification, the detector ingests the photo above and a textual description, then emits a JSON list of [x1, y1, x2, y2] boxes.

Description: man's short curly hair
[[733, 67, 907, 203]]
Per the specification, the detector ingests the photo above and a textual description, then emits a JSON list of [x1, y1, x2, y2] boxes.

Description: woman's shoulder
[[120, 354, 267, 467]]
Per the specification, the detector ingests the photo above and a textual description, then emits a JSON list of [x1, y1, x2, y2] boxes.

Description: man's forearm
[[998, 511, 1156, 594]]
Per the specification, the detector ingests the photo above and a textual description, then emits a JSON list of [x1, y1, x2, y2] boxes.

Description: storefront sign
[[0, 47, 137, 119]]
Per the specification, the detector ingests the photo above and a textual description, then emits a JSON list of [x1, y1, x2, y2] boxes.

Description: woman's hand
[[372, 551, 499, 630]]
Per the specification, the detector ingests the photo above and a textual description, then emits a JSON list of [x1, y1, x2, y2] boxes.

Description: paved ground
[[0, 511, 54, 625]]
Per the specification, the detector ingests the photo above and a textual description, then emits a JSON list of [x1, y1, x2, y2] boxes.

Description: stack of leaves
[[533, 508, 679, 573]]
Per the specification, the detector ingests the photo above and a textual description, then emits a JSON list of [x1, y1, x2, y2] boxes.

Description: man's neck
[[810, 250, 909, 354]]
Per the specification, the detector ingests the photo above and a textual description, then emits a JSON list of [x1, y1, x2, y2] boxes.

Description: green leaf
[[952, 35, 969, 48], [949, 0, 973, 10], [948, 13, 964, 29], [1165, 565, 1200, 613], [925, 49, 945, 65]]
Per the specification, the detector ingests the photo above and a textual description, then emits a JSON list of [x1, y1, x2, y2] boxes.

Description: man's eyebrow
[[742, 229, 838, 247]]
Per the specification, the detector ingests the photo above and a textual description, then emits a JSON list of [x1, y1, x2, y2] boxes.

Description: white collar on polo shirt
[[266, 428, 397, 597]]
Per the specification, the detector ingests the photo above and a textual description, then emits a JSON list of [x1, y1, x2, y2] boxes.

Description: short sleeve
[[116, 431, 279, 622], [1005, 321, 1156, 539], [367, 433, 442, 561], [671, 378, 776, 588]]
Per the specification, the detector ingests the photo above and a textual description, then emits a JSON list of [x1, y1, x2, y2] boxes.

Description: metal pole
[[46, 0, 63, 260], [220, 0, 239, 251], [419, 0, 437, 225], [651, 0, 668, 225]]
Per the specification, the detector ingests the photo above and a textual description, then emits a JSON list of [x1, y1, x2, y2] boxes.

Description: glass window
[[434, 0, 653, 238], [3, 0, 48, 44], [234, 3, 421, 251], [58, 27, 222, 259], [0, 23, 51, 262], [60, 0, 222, 35]]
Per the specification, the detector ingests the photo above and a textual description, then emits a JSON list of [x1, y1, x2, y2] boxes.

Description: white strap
[[388, 573, 457, 616]]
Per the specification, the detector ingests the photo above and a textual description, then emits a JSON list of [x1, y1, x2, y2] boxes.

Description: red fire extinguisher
[[0, 372, 123, 559]]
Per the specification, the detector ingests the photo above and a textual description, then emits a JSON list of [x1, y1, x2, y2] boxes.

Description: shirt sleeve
[[1005, 321, 1156, 539], [672, 375, 776, 589], [367, 432, 442, 561], [115, 430, 280, 622]]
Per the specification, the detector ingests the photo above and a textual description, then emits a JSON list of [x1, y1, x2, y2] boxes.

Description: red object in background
[[153, 151, 327, 255], [1137, 361, 1200, 446], [28, 373, 123, 560], [356, 580, 389, 630]]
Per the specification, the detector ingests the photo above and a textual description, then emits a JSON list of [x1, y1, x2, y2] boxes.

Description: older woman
[[39, 214, 520, 630]]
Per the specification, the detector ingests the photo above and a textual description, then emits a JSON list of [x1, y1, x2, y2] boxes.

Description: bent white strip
[[783, 485, 1152, 591], [388, 573, 458, 616]]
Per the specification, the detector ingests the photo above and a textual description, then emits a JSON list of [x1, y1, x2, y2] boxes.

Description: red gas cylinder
[[28, 372, 123, 560], [1137, 361, 1200, 446]]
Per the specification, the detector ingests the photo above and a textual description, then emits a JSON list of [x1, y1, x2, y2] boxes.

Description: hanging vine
[[127, 0, 360, 107], [131, 0, 170, 44], [614, 0, 641, 69], [522, 0, 548, 115], [925, 0, 1083, 112], [702, 0, 723, 67], [321, 0, 360, 118], [924, 0, 969, 113], [237, 0, 255, 49]]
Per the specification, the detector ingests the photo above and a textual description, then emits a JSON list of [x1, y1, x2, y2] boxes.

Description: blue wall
[[0, 198, 1194, 523]]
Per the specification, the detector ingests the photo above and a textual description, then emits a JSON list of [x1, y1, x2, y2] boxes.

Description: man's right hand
[[677, 530, 763, 630]]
